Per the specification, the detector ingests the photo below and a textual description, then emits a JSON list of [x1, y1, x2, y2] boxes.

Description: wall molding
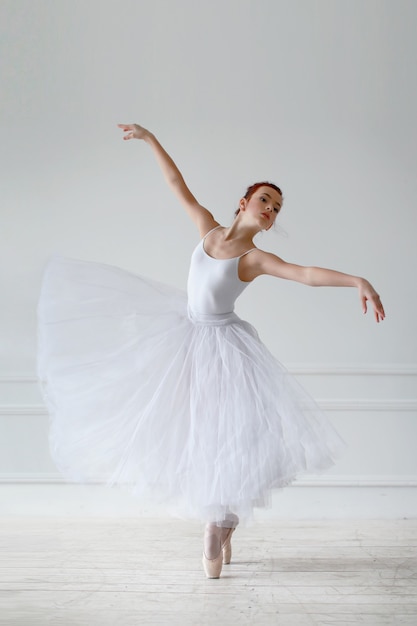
[[1, 399, 417, 417], [0, 376, 39, 384], [0, 405, 47, 416], [1, 365, 417, 384], [289, 365, 417, 376], [1, 473, 417, 487], [318, 399, 417, 411]]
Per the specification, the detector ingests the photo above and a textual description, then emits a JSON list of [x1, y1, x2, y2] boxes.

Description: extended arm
[[251, 251, 385, 323], [118, 124, 218, 236]]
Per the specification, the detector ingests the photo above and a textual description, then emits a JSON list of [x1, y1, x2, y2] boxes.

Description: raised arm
[[248, 251, 385, 323], [118, 124, 218, 236]]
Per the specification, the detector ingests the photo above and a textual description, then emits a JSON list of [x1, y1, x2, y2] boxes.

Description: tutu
[[38, 241, 346, 523]]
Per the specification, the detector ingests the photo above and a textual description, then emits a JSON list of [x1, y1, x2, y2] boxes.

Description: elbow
[[303, 267, 317, 286]]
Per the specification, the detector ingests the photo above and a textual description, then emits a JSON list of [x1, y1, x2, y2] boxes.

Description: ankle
[[204, 523, 222, 560], [219, 513, 239, 529]]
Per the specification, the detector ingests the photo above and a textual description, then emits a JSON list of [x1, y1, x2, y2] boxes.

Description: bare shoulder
[[257, 250, 286, 272], [195, 206, 220, 237], [240, 249, 291, 281], [247, 249, 284, 270], [239, 249, 278, 281]]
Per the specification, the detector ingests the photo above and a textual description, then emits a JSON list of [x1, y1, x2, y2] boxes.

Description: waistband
[[187, 306, 240, 326]]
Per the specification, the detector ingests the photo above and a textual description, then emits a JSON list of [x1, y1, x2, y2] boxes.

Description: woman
[[37, 123, 385, 579]]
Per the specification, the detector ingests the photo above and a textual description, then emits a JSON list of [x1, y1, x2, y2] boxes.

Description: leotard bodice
[[187, 226, 255, 317]]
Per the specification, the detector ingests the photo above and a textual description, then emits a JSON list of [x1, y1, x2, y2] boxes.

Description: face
[[240, 186, 283, 230]]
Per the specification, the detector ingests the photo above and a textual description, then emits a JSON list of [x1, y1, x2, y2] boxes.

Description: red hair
[[244, 181, 283, 201], [235, 182, 283, 217]]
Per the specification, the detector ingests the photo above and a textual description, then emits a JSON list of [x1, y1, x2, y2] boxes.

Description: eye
[[274, 207, 279, 213], [260, 197, 266, 202]]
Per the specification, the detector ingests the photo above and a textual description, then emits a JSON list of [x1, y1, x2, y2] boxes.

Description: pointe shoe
[[221, 527, 236, 565], [221, 514, 239, 565], [202, 515, 239, 577], [202, 550, 223, 579]]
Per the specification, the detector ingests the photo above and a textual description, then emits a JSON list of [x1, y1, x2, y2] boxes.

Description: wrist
[[144, 131, 156, 145]]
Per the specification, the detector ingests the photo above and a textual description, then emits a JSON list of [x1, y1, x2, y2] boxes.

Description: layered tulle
[[38, 256, 345, 523]]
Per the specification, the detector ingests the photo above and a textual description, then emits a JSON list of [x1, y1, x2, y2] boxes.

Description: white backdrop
[[1, 0, 416, 518]]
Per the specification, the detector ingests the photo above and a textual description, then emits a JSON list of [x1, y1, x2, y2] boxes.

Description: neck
[[224, 217, 261, 242]]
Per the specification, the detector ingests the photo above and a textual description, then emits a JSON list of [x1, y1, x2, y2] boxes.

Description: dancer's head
[[235, 182, 283, 231]]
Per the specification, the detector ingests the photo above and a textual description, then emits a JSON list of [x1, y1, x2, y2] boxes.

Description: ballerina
[[37, 123, 385, 579]]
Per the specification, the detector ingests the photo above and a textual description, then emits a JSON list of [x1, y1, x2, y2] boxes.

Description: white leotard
[[187, 226, 256, 316]]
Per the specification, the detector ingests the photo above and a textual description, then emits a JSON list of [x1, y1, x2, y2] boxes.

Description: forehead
[[257, 186, 282, 206]]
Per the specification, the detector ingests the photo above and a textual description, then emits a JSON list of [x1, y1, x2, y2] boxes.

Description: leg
[[202, 513, 240, 578], [204, 522, 223, 559], [218, 513, 239, 565], [202, 522, 223, 578]]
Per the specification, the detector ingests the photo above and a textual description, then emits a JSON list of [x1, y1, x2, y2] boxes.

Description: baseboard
[[1, 398, 417, 417], [1, 473, 417, 487], [1, 365, 416, 382]]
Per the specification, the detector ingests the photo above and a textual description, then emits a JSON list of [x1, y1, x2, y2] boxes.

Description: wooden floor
[[0, 518, 416, 626]]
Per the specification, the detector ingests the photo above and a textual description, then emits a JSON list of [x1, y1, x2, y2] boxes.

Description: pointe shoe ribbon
[[221, 527, 236, 565], [203, 515, 239, 578]]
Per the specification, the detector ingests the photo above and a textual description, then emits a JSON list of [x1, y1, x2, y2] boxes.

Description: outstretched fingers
[[117, 124, 134, 140], [117, 123, 148, 141], [359, 280, 385, 324], [363, 294, 385, 323], [375, 298, 385, 323], [372, 293, 385, 323]]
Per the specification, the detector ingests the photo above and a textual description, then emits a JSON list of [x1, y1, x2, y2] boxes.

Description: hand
[[358, 279, 385, 323], [117, 123, 150, 141]]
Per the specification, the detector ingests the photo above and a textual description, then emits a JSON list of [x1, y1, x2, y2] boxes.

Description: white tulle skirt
[[37, 256, 346, 523]]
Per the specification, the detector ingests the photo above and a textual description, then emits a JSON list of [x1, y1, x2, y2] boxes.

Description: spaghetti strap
[[239, 248, 257, 258], [203, 226, 257, 259], [202, 225, 222, 241]]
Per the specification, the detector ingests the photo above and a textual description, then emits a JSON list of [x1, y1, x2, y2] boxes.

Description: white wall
[[1, 0, 416, 518]]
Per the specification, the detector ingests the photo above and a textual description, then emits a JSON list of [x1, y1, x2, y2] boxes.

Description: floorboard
[[0, 519, 416, 625]]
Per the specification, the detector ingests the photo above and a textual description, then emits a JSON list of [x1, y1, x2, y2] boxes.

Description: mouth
[[261, 213, 270, 221]]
